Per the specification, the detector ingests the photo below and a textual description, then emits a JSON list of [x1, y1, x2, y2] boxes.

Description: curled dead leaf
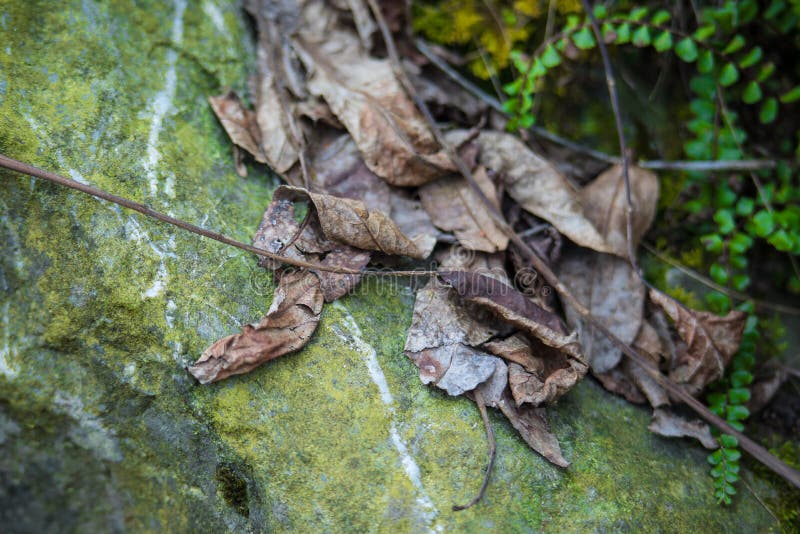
[[276, 185, 436, 259], [497, 392, 569, 467], [649, 289, 746, 396], [438, 270, 585, 363], [474, 131, 612, 254], [208, 92, 267, 164], [419, 166, 509, 252], [189, 271, 323, 383]]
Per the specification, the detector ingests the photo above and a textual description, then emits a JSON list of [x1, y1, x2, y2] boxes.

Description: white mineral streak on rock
[[145, 0, 186, 196], [332, 301, 440, 530]]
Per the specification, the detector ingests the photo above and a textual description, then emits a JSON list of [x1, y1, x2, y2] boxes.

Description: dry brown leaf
[[208, 92, 267, 164], [251, 194, 369, 302], [189, 271, 323, 383], [483, 334, 583, 407], [438, 270, 585, 363], [595, 366, 647, 404], [275, 186, 436, 259], [648, 408, 717, 449], [474, 131, 612, 254], [747, 362, 788, 414], [306, 131, 392, 213], [580, 164, 659, 257], [649, 289, 747, 396], [483, 334, 541, 372], [557, 163, 658, 374], [559, 248, 645, 373], [294, 1, 455, 186], [497, 392, 569, 467], [253, 21, 300, 174], [419, 166, 509, 252]]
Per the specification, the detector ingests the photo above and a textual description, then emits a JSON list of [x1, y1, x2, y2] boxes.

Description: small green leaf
[[735, 198, 754, 217], [518, 114, 535, 129], [541, 45, 561, 68], [723, 448, 742, 463], [760, 97, 778, 123], [615, 23, 631, 43], [728, 388, 751, 404], [708, 450, 724, 465], [731, 370, 753, 388], [726, 405, 749, 422], [741, 81, 762, 104], [723, 34, 746, 54], [757, 62, 775, 82], [752, 210, 775, 237], [593, 4, 608, 19], [719, 434, 738, 448], [531, 57, 547, 77], [780, 85, 800, 103], [630, 7, 649, 21], [694, 24, 716, 41], [710, 263, 729, 284], [728, 420, 745, 432], [724, 472, 739, 484], [768, 229, 794, 251], [502, 99, 519, 114], [706, 292, 731, 314], [710, 464, 725, 477], [572, 27, 596, 50], [653, 31, 673, 52], [697, 50, 715, 73], [765, 0, 787, 19], [702, 234, 724, 253], [738, 47, 762, 69], [651, 9, 671, 25], [719, 63, 739, 87], [729, 232, 753, 254], [724, 483, 738, 495], [714, 209, 736, 234], [675, 38, 698, 62], [632, 26, 651, 47], [503, 80, 522, 97]]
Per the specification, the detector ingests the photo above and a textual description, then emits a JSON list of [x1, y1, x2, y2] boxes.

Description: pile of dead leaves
[[189, 0, 748, 473]]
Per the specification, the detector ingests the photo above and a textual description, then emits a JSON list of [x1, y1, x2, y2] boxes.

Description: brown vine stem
[[0, 154, 362, 276], [642, 242, 800, 316], [367, 0, 800, 491], [413, 38, 776, 173]]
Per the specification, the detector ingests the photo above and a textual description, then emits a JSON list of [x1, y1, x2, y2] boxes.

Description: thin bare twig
[[0, 154, 441, 278], [642, 242, 800, 315], [453, 389, 496, 511], [367, 0, 800, 490], [413, 38, 777, 173]]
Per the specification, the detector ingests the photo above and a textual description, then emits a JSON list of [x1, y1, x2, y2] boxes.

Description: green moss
[[0, 0, 784, 530]]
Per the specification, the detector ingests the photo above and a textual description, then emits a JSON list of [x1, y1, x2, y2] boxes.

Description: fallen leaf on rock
[[208, 91, 267, 164], [580, 164, 659, 257], [277, 185, 436, 259], [483, 334, 541, 372], [628, 320, 669, 408], [559, 247, 645, 373], [189, 270, 323, 383], [650, 289, 746, 396], [497, 392, 569, 467], [438, 270, 585, 362], [306, 131, 392, 213], [312, 246, 371, 302], [648, 408, 717, 449], [294, 1, 455, 186], [594, 366, 647, 404], [557, 163, 658, 374], [419, 166, 509, 252], [253, 18, 300, 174], [474, 131, 612, 254]]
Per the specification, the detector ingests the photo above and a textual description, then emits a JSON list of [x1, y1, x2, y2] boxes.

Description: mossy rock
[[0, 1, 783, 531]]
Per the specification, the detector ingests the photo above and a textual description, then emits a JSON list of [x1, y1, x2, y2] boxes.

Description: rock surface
[[0, 1, 781, 531]]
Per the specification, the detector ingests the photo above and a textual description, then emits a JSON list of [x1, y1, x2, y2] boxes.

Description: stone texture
[[0, 1, 781, 531]]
